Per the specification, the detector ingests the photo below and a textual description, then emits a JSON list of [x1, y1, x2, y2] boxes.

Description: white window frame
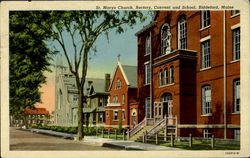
[[201, 40, 211, 69], [145, 34, 151, 55], [164, 68, 169, 85], [169, 66, 174, 84], [178, 15, 187, 49], [234, 129, 240, 140], [233, 79, 240, 113], [203, 128, 212, 138], [202, 85, 212, 115], [159, 69, 163, 86], [232, 27, 240, 61], [145, 97, 151, 118], [201, 11, 210, 28], [115, 80, 122, 90], [113, 110, 118, 121], [145, 62, 151, 85]]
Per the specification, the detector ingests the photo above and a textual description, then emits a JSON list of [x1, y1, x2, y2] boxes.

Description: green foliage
[[9, 11, 56, 121], [49, 11, 146, 140]]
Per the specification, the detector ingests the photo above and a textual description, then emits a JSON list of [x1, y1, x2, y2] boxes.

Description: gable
[[109, 64, 128, 91]]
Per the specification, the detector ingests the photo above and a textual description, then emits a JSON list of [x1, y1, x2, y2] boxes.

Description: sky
[[36, 11, 153, 114]]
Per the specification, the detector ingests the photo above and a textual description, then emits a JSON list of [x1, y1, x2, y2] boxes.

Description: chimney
[[104, 74, 111, 92]]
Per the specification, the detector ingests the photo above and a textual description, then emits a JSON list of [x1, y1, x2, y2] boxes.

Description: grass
[[159, 140, 240, 150]]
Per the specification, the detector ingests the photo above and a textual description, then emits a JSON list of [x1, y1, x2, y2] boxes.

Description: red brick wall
[[105, 64, 138, 129], [136, 11, 240, 139]]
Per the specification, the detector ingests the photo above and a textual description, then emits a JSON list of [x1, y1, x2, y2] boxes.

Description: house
[[54, 66, 110, 127], [10, 108, 50, 127], [105, 62, 138, 129], [83, 74, 110, 127], [132, 10, 240, 140]]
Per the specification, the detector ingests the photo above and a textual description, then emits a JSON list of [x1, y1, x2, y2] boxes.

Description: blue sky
[[49, 11, 152, 79]]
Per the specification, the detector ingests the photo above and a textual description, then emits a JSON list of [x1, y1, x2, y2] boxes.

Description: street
[[10, 127, 117, 150]]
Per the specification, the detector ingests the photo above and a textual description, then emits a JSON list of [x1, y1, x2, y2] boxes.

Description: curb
[[19, 128, 75, 140], [102, 143, 144, 150]]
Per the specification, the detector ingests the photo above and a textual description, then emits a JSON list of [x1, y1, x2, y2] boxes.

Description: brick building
[[10, 108, 50, 127], [133, 10, 240, 140], [105, 62, 138, 129]]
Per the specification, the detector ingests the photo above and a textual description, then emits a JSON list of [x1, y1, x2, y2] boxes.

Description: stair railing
[[147, 117, 166, 136], [129, 117, 146, 137]]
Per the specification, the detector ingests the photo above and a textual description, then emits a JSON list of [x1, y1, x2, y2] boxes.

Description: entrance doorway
[[161, 93, 173, 118]]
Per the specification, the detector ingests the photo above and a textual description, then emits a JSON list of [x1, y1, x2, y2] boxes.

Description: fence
[[143, 132, 240, 150], [96, 128, 127, 141]]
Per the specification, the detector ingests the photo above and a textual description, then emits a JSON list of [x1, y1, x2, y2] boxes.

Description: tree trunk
[[77, 88, 84, 140], [22, 114, 29, 129]]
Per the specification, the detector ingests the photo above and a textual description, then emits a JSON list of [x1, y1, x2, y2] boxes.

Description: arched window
[[164, 68, 169, 85], [159, 69, 163, 86], [161, 24, 171, 55], [202, 85, 211, 115], [161, 93, 172, 102], [169, 66, 174, 83], [178, 15, 187, 49]]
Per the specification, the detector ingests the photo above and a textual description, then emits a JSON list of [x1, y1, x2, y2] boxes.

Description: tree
[[9, 11, 55, 128], [51, 11, 146, 140]]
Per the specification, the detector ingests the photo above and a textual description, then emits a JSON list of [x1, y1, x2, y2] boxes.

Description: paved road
[[10, 127, 117, 150]]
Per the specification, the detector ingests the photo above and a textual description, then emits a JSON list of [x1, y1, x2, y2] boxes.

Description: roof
[[84, 78, 105, 94], [25, 108, 50, 115], [61, 74, 106, 94], [110, 62, 137, 90], [134, 21, 155, 36], [121, 64, 137, 87]]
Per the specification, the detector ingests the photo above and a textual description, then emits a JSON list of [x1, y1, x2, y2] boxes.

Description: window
[[145, 97, 151, 118], [122, 111, 126, 120], [113, 111, 118, 121], [99, 113, 103, 122], [169, 66, 174, 83], [115, 80, 122, 90], [202, 85, 211, 115], [145, 63, 151, 84], [145, 34, 151, 55], [231, 10, 240, 16], [159, 69, 163, 86], [164, 68, 169, 85], [73, 95, 78, 101], [233, 28, 240, 61], [233, 79, 240, 113], [201, 11, 210, 28], [234, 129, 240, 140], [99, 98, 103, 106], [122, 94, 125, 104], [201, 40, 210, 69], [113, 96, 118, 103], [161, 24, 171, 55], [203, 128, 211, 138], [178, 15, 187, 49]]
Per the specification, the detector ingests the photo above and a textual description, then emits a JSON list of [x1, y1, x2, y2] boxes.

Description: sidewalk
[[21, 128, 182, 151]]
